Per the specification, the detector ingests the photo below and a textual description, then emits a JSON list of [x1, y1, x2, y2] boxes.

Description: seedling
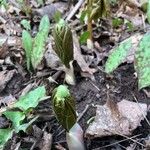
[[52, 85, 85, 150], [22, 15, 50, 71], [81, 0, 110, 48], [53, 19, 75, 85]]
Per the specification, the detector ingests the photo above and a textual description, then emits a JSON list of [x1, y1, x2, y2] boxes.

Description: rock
[[85, 100, 148, 138]]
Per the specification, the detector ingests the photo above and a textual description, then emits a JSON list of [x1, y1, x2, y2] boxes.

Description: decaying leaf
[[0, 70, 16, 93], [135, 33, 150, 89], [86, 100, 147, 138], [73, 34, 96, 75]]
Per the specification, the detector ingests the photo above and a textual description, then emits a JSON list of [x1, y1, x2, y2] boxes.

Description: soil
[[3, 63, 150, 150]]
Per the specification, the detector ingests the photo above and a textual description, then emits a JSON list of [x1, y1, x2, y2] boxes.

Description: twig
[[115, 132, 145, 147], [132, 93, 150, 127], [66, 0, 85, 21], [94, 134, 141, 150], [77, 104, 89, 122]]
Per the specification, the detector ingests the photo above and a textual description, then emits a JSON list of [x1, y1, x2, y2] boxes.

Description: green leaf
[[112, 18, 123, 28], [14, 86, 46, 111], [16, 116, 38, 132], [22, 30, 32, 71], [21, 19, 31, 31], [80, 31, 90, 44], [31, 31, 47, 69], [105, 38, 132, 73], [3, 111, 25, 130], [53, 19, 73, 68], [147, 0, 150, 24], [0, 128, 13, 149], [31, 15, 50, 69], [53, 11, 62, 23], [135, 33, 150, 89], [52, 85, 77, 132], [39, 15, 50, 33]]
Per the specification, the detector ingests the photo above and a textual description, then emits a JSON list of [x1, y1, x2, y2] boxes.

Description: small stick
[[132, 93, 150, 126], [93, 134, 141, 149], [66, 0, 85, 21]]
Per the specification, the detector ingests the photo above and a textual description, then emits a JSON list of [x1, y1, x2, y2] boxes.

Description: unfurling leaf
[[53, 19, 73, 68], [135, 33, 150, 89], [87, 0, 110, 22], [105, 38, 132, 73], [14, 86, 46, 111], [22, 30, 32, 71], [52, 85, 77, 132]]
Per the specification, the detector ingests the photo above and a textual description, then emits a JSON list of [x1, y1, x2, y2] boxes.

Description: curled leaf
[[53, 19, 73, 68], [52, 85, 77, 132]]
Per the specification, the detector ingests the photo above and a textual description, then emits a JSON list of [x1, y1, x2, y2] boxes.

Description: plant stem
[[64, 61, 75, 85], [66, 123, 85, 150], [87, 19, 92, 41]]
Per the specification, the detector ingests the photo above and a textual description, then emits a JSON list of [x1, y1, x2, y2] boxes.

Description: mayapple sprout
[[53, 19, 75, 85], [52, 85, 85, 150], [85, 0, 110, 48]]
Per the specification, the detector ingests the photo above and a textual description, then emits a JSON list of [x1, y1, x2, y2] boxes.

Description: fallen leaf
[[0, 70, 16, 93], [0, 39, 9, 59], [73, 33, 96, 75]]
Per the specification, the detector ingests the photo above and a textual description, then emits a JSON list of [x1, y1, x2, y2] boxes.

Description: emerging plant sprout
[[82, 0, 110, 47], [52, 85, 85, 150], [53, 19, 75, 85]]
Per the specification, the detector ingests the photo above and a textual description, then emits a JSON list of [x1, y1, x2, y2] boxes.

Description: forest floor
[[0, 0, 150, 150]]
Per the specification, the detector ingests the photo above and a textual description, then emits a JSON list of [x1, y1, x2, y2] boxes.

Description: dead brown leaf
[[0, 70, 16, 93], [73, 33, 96, 75]]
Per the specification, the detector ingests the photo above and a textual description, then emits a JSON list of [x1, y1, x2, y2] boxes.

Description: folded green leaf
[[53, 19, 73, 68], [14, 86, 46, 111], [135, 33, 150, 89], [52, 85, 77, 132], [105, 38, 132, 73], [22, 30, 32, 71]]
